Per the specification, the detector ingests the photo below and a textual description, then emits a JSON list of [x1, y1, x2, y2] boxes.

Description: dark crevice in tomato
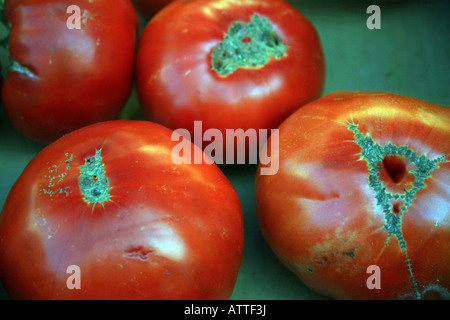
[[211, 14, 288, 76], [346, 120, 448, 300], [392, 201, 402, 214], [383, 156, 407, 183]]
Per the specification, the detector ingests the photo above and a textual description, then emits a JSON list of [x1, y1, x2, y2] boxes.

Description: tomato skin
[[255, 91, 450, 300], [2, 0, 138, 143], [132, 0, 175, 18], [0, 120, 243, 299], [136, 0, 325, 159]]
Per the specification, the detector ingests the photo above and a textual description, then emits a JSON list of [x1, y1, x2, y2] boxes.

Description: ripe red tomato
[[255, 91, 450, 300], [132, 0, 175, 18], [136, 0, 325, 161], [2, 0, 138, 143], [0, 120, 244, 299]]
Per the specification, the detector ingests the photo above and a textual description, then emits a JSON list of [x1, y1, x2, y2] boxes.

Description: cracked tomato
[[136, 0, 325, 162], [0, 120, 244, 299], [255, 91, 450, 300], [2, 0, 137, 143]]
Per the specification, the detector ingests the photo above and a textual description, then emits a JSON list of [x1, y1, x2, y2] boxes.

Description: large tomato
[[255, 91, 450, 300], [2, 0, 137, 143], [136, 0, 325, 161], [132, 0, 175, 18], [0, 120, 243, 299]]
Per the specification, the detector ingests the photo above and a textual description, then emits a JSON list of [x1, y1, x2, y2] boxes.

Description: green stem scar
[[211, 14, 288, 75], [78, 149, 110, 204], [346, 121, 448, 300]]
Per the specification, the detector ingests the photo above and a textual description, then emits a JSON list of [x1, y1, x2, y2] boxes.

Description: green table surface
[[0, 0, 449, 300]]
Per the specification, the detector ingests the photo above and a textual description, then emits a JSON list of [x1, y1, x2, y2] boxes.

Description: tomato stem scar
[[211, 14, 288, 75], [78, 149, 110, 204], [346, 120, 448, 300]]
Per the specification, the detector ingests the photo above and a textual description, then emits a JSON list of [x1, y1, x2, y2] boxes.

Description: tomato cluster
[[0, 0, 448, 301]]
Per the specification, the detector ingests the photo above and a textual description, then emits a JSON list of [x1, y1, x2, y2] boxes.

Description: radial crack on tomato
[[211, 14, 288, 75], [346, 120, 449, 300], [78, 149, 110, 204]]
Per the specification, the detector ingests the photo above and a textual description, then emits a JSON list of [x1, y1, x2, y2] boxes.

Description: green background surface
[[0, 0, 449, 300]]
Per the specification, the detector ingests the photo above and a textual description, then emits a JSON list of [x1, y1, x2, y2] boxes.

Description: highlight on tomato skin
[[255, 91, 450, 300], [136, 0, 325, 163], [0, 120, 244, 300]]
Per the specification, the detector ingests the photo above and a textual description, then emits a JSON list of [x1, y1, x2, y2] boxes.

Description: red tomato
[[132, 0, 175, 18], [0, 120, 243, 299], [2, 0, 137, 143], [255, 91, 450, 300], [136, 0, 325, 161]]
